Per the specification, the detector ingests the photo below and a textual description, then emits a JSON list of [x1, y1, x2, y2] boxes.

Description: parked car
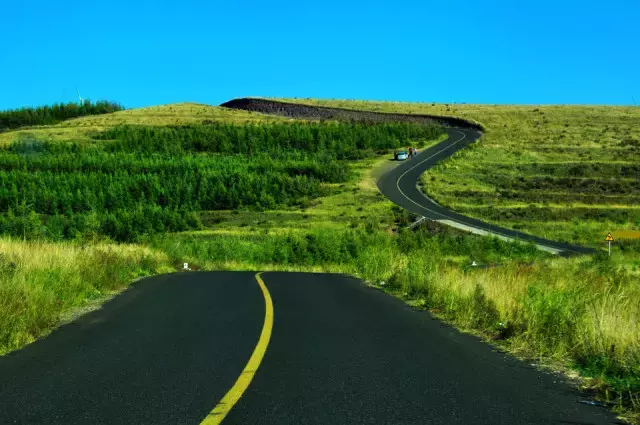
[[396, 151, 408, 161]]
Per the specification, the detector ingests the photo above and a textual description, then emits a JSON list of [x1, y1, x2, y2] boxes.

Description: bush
[[0, 121, 443, 242]]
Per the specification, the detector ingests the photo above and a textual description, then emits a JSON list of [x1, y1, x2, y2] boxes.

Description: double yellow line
[[200, 273, 274, 425]]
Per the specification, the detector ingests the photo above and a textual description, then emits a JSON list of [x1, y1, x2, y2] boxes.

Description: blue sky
[[2, 0, 638, 109]]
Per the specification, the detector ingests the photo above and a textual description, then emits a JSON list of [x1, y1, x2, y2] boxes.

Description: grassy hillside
[[0, 119, 442, 242], [1, 100, 638, 421], [276, 98, 640, 250], [0, 103, 289, 145], [258, 98, 639, 419], [0, 100, 447, 348]]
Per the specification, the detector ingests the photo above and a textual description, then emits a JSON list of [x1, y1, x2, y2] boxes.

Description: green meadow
[[0, 100, 637, 421]]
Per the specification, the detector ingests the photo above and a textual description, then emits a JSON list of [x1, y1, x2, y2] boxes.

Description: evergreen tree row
[[0, 165, 327, 214], [0, 149, 348, 182], [0, 120, 443, 242], [0, 204, 200, 242], [96, 121, 442, 159], [0, 100, 124, 131]]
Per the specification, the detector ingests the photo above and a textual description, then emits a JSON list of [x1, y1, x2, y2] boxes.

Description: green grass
[[1, 100, 638, 422], [0, 237, 173, 354], [0, 103, 290, 145], [0, 120, 442, 242], [266, 98, 640, 420], [0, 103, 447, 353], [275, 98, 640, 249]]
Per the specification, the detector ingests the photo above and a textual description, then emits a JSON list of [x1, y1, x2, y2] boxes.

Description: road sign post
[[605, 233, 614, 256]]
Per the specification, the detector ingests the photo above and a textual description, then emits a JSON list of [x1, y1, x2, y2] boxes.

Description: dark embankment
[[220, 98, 484, 131]]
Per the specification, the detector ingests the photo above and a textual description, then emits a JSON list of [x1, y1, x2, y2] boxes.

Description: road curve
[[0, 272, 265, 425], [0, 272, 620, 424], [221, 98, 596, 256], [377, 127, 596, 256], [0, 100, 609, 424]]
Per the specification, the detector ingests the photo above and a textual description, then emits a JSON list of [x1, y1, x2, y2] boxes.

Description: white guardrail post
[[408, 216, 427, 230]]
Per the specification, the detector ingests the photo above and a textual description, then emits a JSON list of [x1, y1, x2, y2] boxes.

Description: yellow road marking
[[200, 272, 274, 425]]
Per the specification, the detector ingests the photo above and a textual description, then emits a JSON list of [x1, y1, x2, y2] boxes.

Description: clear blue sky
[[2, 0, 639, 109]]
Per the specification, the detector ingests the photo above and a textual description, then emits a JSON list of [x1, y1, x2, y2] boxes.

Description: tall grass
[[149, 226, 639, 412], [390, 252, 640, 412], [2, 218, 637, 414], [0, 238, 172, 354]]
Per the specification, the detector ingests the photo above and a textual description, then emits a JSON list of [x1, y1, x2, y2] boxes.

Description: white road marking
[[394, 129, 577, 255], [435, 219, 563, 255]]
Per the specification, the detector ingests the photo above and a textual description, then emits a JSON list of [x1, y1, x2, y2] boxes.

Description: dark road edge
[[220, 98, 595, 257]]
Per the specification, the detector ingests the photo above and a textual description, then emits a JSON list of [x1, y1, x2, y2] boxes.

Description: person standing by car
[[408, 147, 413, 158]]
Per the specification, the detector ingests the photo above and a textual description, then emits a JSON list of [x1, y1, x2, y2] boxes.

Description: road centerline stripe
[[395, 129, 467, 221], [200, 272, 274, 425]]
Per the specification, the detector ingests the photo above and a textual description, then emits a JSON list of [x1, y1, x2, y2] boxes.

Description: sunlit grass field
[[0, 103, 290, 145], [267, 98, 640, 418], [276, 98, 640, 248], [0, 238, 173, 355], [1, 100, 638, 421], [0, 103, 449, 354]]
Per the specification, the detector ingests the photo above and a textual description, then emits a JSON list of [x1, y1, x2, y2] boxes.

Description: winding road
[[0, 100, 615, 424], [377, 127, 596, 256], [222, 98, 596, 257]]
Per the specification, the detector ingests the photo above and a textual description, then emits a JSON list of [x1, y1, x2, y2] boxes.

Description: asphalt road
[[0, 272, 621, 424], [219, 98, 595, 256], [377, 128, 596, 256], [0, 272, 264, 425], [0, 104, 611, 423]]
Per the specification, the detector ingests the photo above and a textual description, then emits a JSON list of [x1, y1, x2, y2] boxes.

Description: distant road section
[[221, 98, 595, 256]]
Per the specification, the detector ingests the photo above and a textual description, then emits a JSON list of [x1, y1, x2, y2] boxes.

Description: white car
[[396, 151, 408, 161]]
